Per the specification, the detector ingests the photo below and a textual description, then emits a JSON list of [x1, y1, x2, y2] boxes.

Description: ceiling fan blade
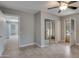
[[58, 10, 61, 13], [68, 6, 78, 9], [57, 1, 61, 4], [68, 1, 77, 4], [48, 6, 58, 9]]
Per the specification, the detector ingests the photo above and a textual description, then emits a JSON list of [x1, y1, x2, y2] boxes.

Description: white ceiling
[[0, 1, 79, 16]]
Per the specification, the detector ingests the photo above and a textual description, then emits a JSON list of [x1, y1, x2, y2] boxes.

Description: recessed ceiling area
[[0, 1, 79, 16]]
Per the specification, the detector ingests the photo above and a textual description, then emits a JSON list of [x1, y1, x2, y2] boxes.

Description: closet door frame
[[45, 19, 55, 45]]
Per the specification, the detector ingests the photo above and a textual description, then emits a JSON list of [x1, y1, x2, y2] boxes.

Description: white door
[[0, 11, 6, 55], [9, 23, 18, 39]]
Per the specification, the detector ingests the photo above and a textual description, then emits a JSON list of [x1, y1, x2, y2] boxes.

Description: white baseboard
[[20, 42, 35, 48], [35, 43, 45, 47], [0, 48, 5, 56], [35, 43, 41, 47], [75, 43, 79, 46], [20, 42, 45, 48], [40, 45, 45, 47]]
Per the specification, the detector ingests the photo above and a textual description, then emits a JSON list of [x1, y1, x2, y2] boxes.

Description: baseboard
[[35, 43, 41, 47], [75, 43, 79, 46], [20, 42, 45, 48], [20, 42, 35, 48], [0, 47, 5, 56], [35, 43, 45, 48], [40, 45, 45, 47]]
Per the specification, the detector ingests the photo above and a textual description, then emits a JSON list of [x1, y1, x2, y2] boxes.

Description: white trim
[[70, 17, 76, 45], [34, 43, 41, 47], [75, 43, 79, 46], [0, 48, 5, 56], [20, 42, 35, 48], [40, 45, 45, 47], [35, 43, 45, 47], [5, 14, 20, 48], [74, 18, 76, 44], [20, 42, 45, 48]]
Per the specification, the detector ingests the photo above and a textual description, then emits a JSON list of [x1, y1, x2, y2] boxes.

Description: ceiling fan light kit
[[59, 5, 68, 10], [59, 2, 68, 10], [48, 1, 77, 13]]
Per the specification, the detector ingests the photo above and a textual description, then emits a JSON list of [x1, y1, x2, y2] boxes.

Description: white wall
[[41, 11, 61, 46], [60, 18, 64, 41], [34, 12, 41, 46], [20, 12, 34, 46], [0, 7, 35, 47], [0, 11, 7, 55], [0, 7, 61, 48], [35, 11, 61, 47]]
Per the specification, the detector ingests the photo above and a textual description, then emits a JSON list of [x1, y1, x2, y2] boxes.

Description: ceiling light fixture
[[59, 2, 68, 10]]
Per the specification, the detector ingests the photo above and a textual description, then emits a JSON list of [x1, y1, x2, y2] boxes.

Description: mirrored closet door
[[45, 19, 55, 45]]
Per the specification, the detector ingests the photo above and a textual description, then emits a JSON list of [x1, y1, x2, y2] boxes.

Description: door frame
[[5, 14, 20, 48], [64, 17, 76, 45], [70, 17, 76, 46], [45, 19, 55, 45]]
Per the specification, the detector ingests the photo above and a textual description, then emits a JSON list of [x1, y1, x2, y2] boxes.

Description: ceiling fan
[[48, 1, 78, 13]]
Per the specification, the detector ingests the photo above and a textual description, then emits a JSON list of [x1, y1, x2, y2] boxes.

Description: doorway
[[2, 15, 19, 57], [64, 18, 76, 46], [7, 20, 18, 40], [45, 19, 55, 46]]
